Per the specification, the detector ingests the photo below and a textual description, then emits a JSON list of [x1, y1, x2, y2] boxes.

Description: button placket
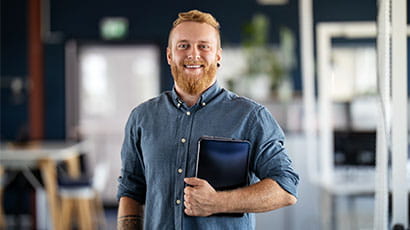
[[174, 112, 187, 226], [175, 106, 196, 227]]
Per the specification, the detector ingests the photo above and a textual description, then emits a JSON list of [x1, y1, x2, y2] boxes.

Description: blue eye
[[178, 44, 188, 49]]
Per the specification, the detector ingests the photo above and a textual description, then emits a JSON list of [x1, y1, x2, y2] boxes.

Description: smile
[[184, 64, 204, 69]]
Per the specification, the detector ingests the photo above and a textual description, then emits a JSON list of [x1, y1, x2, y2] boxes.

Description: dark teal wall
[[1, 0, 29, 140]]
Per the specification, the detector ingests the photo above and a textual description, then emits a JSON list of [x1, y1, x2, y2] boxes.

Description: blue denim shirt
[[117, 83, 299, 230]]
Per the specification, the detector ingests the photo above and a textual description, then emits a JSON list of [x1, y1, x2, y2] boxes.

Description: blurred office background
[[1, 0, 409, 229]]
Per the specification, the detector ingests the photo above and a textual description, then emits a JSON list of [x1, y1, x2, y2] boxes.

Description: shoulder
[[221, 89, 279, 126], [222, 89, 266, 113], [136, 91, 171, 108], [129, 91, 172, 117]]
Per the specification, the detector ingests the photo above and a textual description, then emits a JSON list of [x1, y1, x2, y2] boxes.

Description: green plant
[[242, 14, 291, 90]]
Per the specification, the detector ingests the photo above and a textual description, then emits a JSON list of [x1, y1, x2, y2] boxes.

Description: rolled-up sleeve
[[248, 107, 299, 198], [117, 108, 147, 204]]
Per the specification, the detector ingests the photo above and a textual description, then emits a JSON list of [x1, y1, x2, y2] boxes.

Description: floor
[[4, 207, 117, 230]]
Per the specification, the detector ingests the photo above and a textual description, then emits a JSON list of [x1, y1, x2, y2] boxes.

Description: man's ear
[[216, 48, 222, 64], [166, 47, 172, 65]]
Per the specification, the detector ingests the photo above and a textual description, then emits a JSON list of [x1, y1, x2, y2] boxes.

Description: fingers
[[183, 188, 192, 202], [183, 183, 206, 201], [184, 191, 198, 216], [184, 199, 193, 216], [184, 183, 203, 216], [184, 177, 205, 186], [183, 186, 198, 207], [184, 208, 192, 216], [183, 179, 217, 217]]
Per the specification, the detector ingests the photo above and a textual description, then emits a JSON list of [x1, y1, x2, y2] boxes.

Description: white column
[[391, 0, 408, 227], [374, 1, 390, 229], [299, 0, 318, 182], [317, 24, 334, 185]]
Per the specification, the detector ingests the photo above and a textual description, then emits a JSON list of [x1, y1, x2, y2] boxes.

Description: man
[[117, 9, 299, 230]]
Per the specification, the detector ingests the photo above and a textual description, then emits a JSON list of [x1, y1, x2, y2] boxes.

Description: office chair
[[58, 162, 108, 230]]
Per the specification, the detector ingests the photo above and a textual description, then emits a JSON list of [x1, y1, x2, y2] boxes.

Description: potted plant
[[235, 13, 295, 101]]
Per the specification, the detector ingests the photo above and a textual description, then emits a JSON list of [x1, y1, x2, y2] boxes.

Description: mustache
[[183, 60, 206, 66]]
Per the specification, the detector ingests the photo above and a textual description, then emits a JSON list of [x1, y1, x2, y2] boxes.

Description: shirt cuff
[[117, 175, 146, 204], [267, 175, 299, 198]]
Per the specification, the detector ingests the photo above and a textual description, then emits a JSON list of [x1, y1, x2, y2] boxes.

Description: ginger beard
[[170, 59, 217, 95]]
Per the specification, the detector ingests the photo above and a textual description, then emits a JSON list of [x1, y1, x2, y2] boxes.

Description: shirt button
[[176, 199, 181, 205], [202, 102, 206, 106], [186, 111, 191, 116], [181, 138, 186, 143], [177, 103, 181, 108], [177, 168, 183, 174]]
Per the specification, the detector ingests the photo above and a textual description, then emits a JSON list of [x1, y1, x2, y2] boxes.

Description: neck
[[174, 84, 201, 107]]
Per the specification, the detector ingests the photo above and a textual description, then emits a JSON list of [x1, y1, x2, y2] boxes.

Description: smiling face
[[167, 21, 222, 96]]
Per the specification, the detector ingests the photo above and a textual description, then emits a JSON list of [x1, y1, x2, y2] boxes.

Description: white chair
[[59, 162, 109, 230]]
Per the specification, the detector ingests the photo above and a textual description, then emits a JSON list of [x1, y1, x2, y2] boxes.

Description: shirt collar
[[171, 82, 222, 109]]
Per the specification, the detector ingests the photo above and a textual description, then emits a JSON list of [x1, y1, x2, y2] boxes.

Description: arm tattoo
[[117, 215, 143, 230]]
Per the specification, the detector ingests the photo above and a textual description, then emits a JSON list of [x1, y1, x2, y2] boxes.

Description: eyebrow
[[176, 40, 211, 44]]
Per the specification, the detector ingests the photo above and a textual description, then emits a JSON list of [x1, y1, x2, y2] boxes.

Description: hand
[[183, 177, 220, 216]]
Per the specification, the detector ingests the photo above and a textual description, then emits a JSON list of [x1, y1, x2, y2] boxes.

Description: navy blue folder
[[195, 136, 250, 217]]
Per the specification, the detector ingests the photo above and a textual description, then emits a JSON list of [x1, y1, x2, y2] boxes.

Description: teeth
[[185, 65, 201, 68]]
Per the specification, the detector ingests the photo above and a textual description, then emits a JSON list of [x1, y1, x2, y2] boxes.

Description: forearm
[[216, 178, 297, 213], [117, 196, 144, 230]]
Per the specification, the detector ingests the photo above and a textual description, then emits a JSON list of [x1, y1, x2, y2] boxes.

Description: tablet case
[[195, 136, 251, 217]]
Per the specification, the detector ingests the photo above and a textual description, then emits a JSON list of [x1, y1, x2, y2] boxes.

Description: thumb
[[184, 177, 204, 186]]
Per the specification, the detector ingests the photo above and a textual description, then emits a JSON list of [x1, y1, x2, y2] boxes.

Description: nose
[[187, 47, 200, 60], [187, 54, 201, 60]]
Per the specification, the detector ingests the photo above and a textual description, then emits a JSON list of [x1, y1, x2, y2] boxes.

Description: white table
[[0, 141, 83, 230]]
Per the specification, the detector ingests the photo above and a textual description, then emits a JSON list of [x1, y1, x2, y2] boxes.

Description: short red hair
[[168, 9, 221, 48]]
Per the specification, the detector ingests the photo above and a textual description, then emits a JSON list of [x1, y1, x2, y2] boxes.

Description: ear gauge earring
[[217, 63, 220, 68]]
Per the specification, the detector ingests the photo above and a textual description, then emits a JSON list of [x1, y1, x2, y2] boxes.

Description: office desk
[[0, 141, 83, 230], [319, 166, 410, 230], [318, 167, 377, 230]]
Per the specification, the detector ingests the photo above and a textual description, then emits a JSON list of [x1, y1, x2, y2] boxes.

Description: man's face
[[167, 21, 222, 95]]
